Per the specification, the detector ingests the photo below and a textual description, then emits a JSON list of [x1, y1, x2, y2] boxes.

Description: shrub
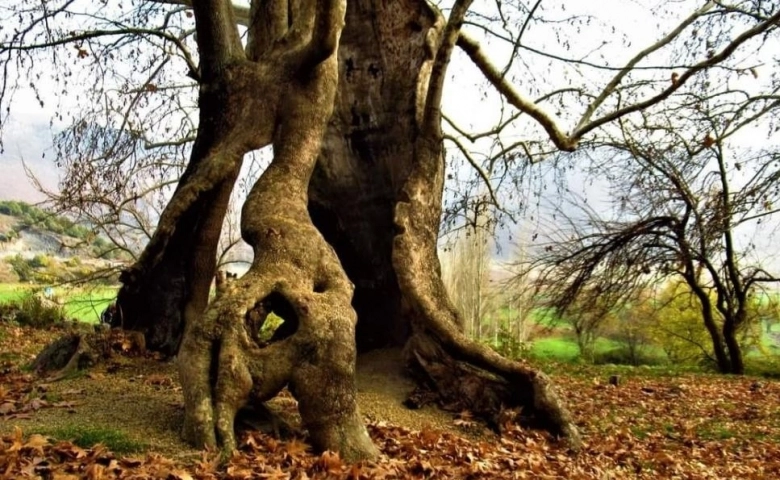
[[487, 326, 530, 359], [28, 254, 51, 269], [7, 254, 33, 281], [0, 201, 23, 217], [12, 294, 68, 328], [744, 357, 780, 379], [593, 346, 666, 366]]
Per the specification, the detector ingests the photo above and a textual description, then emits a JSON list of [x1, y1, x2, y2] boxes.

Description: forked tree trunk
[[176, 0, 378, 462], [107, 0, 579, 459], [722, 314, 745, 374], [689, 277, 732, 373]]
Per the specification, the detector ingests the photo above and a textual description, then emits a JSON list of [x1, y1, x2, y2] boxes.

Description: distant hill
[[0, 201, 126, 284]]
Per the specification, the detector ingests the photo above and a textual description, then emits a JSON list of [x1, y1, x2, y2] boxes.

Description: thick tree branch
[[303, 0, 346, 68], [457, 33, 577, 151], [154, 0, 251, 25], [421, 0, 475, 137], [246, 0, 288, 59], [191, 0, 245, 80]]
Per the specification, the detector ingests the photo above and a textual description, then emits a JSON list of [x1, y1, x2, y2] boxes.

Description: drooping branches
[[514, 88, 780, 373]]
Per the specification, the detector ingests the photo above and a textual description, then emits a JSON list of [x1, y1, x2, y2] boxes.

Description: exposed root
[[402, 329, 582, 450], [31, 329, 147, 380], [177, 216, 378, 461]]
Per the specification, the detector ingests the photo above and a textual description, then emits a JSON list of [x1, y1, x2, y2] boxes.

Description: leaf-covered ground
[[1, 322, 779, 479]]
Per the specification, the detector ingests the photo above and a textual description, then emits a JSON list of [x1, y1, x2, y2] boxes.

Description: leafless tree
[[515, 87, 780, 373], [441, 197, 494, 337]]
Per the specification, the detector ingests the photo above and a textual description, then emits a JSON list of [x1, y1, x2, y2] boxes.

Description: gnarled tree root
[[403, 329, 582, 449], [178, 214, 379, 462], [31, 328, 146, 379]]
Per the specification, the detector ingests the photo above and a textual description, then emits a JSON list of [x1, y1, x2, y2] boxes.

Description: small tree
[[518, 93, 780, 373], [441, 198, 494, 338], [647, 280, 716, 365]]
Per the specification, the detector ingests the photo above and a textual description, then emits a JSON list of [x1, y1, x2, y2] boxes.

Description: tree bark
[[115, 153, 240, 356], [312, 0, 581, 448], [176, 0, 378, 462], [688, 277, 732, 373], [111, 0, 579, 457], [722, 315, 745, 374], [310, 0, 441, 350]]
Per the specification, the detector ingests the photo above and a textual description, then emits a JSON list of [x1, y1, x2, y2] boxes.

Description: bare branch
[[574, 1, 716, 133], [457, 33, 578, 151], [573, 8, 780, 138]]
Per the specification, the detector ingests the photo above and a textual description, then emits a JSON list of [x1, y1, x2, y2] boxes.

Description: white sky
[[1, 0, 779, 273]]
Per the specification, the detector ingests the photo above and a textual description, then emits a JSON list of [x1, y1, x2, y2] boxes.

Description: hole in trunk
[[245, 292, 300, 345]]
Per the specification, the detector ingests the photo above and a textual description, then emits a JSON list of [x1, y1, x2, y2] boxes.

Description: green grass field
[[529, 335, 623, 362], [0, 283, 117, 323], [0, 283, 26, 303]]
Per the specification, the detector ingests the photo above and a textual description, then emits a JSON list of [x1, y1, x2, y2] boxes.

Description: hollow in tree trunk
[[106, 0, 579, 459], [176, 0, 378, 462], [312, 0, 581, 448]]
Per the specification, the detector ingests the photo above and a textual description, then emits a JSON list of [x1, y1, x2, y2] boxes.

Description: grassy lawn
[[61, 287, 116, 323], [0, 282, 117, 323], [529, 335, 623, 362], [0, 283, 28, 303]]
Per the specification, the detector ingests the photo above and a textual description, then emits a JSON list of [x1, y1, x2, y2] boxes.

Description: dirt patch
[[356, 348, 487, 435], [0, 332, 490, 459]]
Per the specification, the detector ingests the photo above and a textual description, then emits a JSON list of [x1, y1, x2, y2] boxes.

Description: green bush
[[0, 230, 18, 243], [487, 327, 530, 360], [744, 357, 780, 379], [11, 294, 68, 328], [28, 254, 51, 269], [593, 346, 666, 367], [7, 254, 34, 281], [0, 201, 23, 217]]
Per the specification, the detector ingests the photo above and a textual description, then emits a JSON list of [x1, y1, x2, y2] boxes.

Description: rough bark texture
[[115, 162, 239, 356], [177, 0, 377, 462], [106, 0, 579, 458], [312, 0, 581, 448], [310, 0, 440, 350]]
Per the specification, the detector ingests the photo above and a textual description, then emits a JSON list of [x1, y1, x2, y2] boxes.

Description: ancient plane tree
[[3, 0, 778, 461]]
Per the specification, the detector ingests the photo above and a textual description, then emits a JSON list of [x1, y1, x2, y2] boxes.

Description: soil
[[0, 339, 492, 459]]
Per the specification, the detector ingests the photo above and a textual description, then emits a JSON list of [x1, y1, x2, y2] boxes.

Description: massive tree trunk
[[108, 0, 580, 460], [309, 0, 439, 350], [313, 0, 581, 448]]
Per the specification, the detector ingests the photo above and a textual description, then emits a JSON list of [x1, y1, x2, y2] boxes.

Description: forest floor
[[1, 321, 780, 479]]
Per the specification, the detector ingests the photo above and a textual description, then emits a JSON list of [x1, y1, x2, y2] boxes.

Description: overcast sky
[[1, 0, 778, 270]]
